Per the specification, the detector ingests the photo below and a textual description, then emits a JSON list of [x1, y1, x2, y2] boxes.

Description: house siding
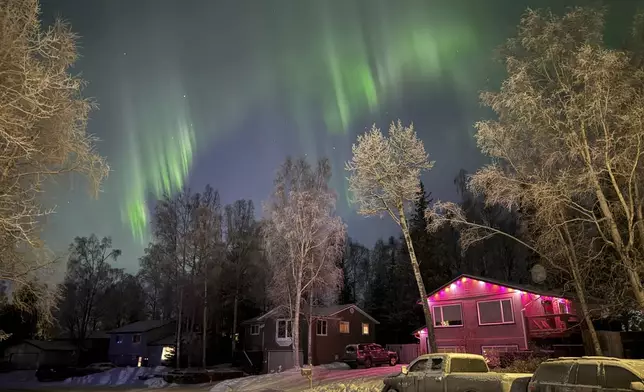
[[418, 277, 576, 355], [311, 307, 376, 365], [108, 323, 175, 366], [241, 305, 379, 370], [4, 343, 77, 369]]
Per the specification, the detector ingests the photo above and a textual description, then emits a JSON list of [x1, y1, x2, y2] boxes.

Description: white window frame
[[250, 324, 260, 336], [276, 319, 293, 340], [339, 321, 350, 334], [481, 345, 519, 355], [477, 298, 515, 325], [432, 303, 464, 328], [362, 323, 369, 335], [316, 319, 328, 336]]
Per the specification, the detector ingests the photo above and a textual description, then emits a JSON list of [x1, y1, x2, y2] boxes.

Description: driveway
[[211, 364, 403, 392]]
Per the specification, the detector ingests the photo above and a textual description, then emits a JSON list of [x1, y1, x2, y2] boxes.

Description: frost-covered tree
[[0, 0, 109, 338], [346, 121, 437, 352], [263, 157, 345, 368]]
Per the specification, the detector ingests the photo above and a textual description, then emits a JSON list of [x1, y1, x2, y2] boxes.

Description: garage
[[4, 340, 78, 369]]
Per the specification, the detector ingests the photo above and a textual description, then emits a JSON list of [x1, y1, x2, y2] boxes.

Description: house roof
[[241, 304, 380, 325], [418, 274, 572, 304], [108, 320, 175, 334], [148, 334, 176, 346], [24, 340, 77, 352]]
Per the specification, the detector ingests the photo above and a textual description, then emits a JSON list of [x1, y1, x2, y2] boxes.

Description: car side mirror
[[401, 366, 408, 375], [631, 382, 644, 391]]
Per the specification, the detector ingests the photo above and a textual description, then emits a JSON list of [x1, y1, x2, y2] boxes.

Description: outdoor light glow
[[450, 283, 456, 289], [445, 287, 450, 292], [461, 277, 467, 282]]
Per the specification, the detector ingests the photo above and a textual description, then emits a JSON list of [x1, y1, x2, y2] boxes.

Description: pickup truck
[[382, 353, 532, 392]]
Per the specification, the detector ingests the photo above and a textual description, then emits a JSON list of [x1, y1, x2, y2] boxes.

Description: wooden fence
[[386, 343, 420, 364]]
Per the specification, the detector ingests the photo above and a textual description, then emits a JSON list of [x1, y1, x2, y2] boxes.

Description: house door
[[542, 300, 556, 329]]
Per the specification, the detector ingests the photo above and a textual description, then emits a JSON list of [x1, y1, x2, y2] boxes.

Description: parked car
[[528, 356, 644, 392], [85, 362, 117, 372], [344, 343, 399, 369], [382, 353, 532, 392]]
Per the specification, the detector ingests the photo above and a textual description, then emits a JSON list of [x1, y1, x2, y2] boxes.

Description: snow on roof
[[421, 274, 571, 303], [241, 304, 380, 325], [108, 320, 174, 334]]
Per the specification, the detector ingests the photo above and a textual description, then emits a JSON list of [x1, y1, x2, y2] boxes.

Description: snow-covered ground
[[210, 363, 402, 392], [0, 366, 173, 389]]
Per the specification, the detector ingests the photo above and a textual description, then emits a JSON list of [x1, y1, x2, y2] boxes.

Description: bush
[[499, 357, 545, 373]]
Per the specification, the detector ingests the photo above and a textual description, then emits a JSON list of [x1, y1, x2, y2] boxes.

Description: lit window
[[362, 323, 369, 335], [250, 324, 260, 335], [132, 334, 141, 344], [339, 321, 350, 334], [433, 304, 463, 327], [116, 335, 123, 344], [477, 299, 514, 325], [316, 320, 328, 336], [276, 319, 293, 339], [161, 346, 174, 361]]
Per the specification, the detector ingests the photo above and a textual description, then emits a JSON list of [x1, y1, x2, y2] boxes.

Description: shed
[[4, 340, 78, 369]]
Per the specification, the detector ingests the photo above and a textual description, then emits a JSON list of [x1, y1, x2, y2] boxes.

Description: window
[[450, 358, 488, 373], [533, 362, 575, 383], [477, 299, 514, 325], [409, 359, 428, 372], [433, 304, 463, 327], [116, 335, 123, 344], [276, 319, 292, 340], [250, 324, 260, 335], [604, 365, 640, 389], [339, 321, 350, 334], [430, 357, 444, 371], [316, 320, 327, 336], [132, 334, 141, 344], [362, 323, 369, 335], [558, 301, 567, 314], [575, 364, 598, 386]]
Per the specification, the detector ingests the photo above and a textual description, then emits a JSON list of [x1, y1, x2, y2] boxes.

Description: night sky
[[36, 0, 640, 273]]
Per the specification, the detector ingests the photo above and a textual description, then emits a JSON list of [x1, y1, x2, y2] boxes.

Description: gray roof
[[149, 334, 176, 346], [108, 320, 174, 334], [242, 304, 379, 325], [25, 340, 77, 352]]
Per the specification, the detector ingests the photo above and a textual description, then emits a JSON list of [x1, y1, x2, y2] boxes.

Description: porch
[[526, 313, 580, 338]]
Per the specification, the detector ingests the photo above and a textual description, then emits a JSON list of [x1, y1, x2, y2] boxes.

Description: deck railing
[[525, 313, 579, 337]]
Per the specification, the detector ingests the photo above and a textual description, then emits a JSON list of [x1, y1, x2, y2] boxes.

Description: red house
[[414, 274, 580, 357]]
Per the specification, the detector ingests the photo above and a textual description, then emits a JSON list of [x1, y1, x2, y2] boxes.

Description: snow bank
[[321, 362, 350, 370], [210, 370, 298, 392], [64, 366, 169, 387]]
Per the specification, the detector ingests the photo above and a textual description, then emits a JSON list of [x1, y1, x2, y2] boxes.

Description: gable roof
[[313, 304, 380, 324], [148, 334, 176, 346], [108, 320, 174, 334], [24, 340, 77, 352], [241, 304, 379, 325], [419, 273, 572, 304]]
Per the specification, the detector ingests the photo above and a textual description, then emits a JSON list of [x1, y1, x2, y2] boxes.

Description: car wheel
[[389, 356, 397, 366], [364, 358, 372, 368]]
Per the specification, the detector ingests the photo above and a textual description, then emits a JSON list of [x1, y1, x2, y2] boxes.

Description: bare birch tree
[[345, 121, 438, 352], [263, 157, 345, 368], [0, 0, 109, 339], [426, 6, 644, 353]]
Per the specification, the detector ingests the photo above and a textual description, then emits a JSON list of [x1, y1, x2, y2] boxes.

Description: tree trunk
[[232, 293, 238, 356], [558, 217, 602, 355], [398, 205, 437, 353], [308, 290, 314, 366], [203, 272, 208, 368], [292, 288, 302, 369], [176, 288, 183, 369]]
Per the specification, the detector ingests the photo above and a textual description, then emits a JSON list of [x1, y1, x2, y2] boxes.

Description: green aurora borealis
[[117, 1, 480, 241], [38, 0, 643, 269]]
